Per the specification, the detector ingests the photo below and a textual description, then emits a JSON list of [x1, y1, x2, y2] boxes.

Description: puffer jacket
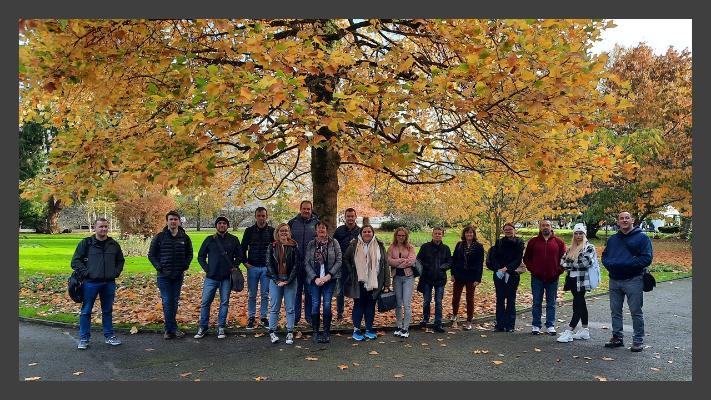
[[241, 223, 275, 267], [148, 226, 194, 279], [288, 212, 319, 261], [71, 236, 125, 281]]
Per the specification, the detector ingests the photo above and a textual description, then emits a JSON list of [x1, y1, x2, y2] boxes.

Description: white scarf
[[354, 234, 380, 291]]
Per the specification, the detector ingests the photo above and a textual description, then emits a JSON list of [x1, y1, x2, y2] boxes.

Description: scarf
[[314, 237, 329, 277], [276, 239, 296, 276], [354, 234, 380, 291]]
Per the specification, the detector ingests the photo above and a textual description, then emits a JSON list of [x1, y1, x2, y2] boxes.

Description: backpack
[[588, 245, 602, 289], [68, 270, 83, 303]]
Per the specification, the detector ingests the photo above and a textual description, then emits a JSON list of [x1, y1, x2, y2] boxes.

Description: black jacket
[[486, 236, 525, 273], [266, 241, 301, 285], [333, 224, 361, 254], [451, 241, 485, 283], [241, 223, 275, 267], [148, 226, 194, 279], [197, 232, 242, 281], [416, 241, 452, 287], [71, 236, 125, 281]]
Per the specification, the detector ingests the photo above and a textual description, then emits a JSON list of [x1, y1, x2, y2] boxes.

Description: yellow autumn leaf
[[254, 376, 268, 381], [338, 364, 349, 370], [492, 360, 504, 365], [305, 356, 319, 361], [24, 377, 41, 381], [368, 350, 379, 355], [130, 326, 138, 334], [393, 374, 404, 378]]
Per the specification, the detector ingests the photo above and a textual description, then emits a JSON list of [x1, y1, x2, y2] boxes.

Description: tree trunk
[[680, 216, 692, 240], [311, 145, 340, 235], [196, 198, 201, 231], [46, 196, 63, 234]]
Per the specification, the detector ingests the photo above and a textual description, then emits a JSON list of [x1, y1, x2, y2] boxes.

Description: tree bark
[[311, 144, 340, 235], [46, 196, 63, 234]]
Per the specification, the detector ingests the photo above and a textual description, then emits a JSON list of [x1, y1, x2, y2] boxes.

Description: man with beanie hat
[[194, 216, 243, 339]]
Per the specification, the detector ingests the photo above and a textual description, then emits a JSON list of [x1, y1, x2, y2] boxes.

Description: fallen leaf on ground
[[556, 358, 561, 362], [651, 367, 660, 371], [295, 345, 302, 349], [198, 368, 206, 372], [602, 357, 615, 361], [369, 350, 379, 355], [378, 341, 385, 344], [480, 334, 488, 338], [72, 371, 84, 376], [421, 343, 429, 346], [492, 360, 504, 365], [441, 344, 447, 347], [481, 350, 489, 354], [28, 363, 38, 366], [194, 379, 201, 382], [404, 344, 412, 347], [180, 372, 192, 378], [240, 334, 246, 338], [425, 329, 434, 333], [145, 348, 155, 351], [393, 374, 404, 378], [534, 348, 541, 352], [668, 360, 673, 364], [352, 362, 360, 366], [601, 326, 609, 330], [254, 333, 265, 338], [436, 338, 444, 342], [24, 377, 41, 381], [498, 353, 505, 357], [594, 376, 608, 382], [295, 331, 303, 338], [254, 376, 268, 381], [584, 356, 593, 360], [305, 356, 319, 361], [352, 343, 359, 346], [338, 364, 349, 370], [130, 326, 138, 334], [374, 365, 382, 368], [573, 356, 580, 359]]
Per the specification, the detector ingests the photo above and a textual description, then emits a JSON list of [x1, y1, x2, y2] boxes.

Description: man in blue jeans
[[194, 216, 242, 339], [241, 207, 275, 329], [288, 200, 319, 327], [602, 211, 653, 352], [71, 218, 125, 350], [333, 208, 360, 321], [416, 227, 452, 333], [148, 211, 193, 339], [523, 220, 566, 335]]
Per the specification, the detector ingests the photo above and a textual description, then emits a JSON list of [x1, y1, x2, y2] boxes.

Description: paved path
[[19, 278, 692, 381]]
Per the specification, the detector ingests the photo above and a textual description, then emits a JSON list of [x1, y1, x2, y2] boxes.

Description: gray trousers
[[609, 274, 645, 343], [394, 274, 415, 330]]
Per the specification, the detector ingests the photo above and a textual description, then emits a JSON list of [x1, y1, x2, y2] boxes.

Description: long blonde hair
[[565, 232, 588, 261]]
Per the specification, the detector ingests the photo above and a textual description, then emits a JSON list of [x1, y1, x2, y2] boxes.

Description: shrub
[[116, 234, 152, 257], [379, 219, 422, 232], [658, 225, 680, 234]]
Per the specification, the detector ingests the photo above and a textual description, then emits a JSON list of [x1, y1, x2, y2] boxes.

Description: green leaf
[[277, 141, 287, 150], [147, 82, 158, 95], [479, 50, 490, 60], [207, 65, 219, 75], [192, 95, 203, 105]]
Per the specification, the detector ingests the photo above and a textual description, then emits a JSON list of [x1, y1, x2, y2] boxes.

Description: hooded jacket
[[71, 236, 125, 281], [602, 226, 653, 280]]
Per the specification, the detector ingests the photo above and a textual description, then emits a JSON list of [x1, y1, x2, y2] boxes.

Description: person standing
[[343, 225, 391, 341], [386, 227, 416, 338], [71, 218, 125, 349], [523, 220, 566, 335], [416, 227, 452, 333], [242, 207, 275, 330], [602, 212, 653, 352], [304, 221, 342, 343], [148, 211, 194, 339], [557, 223, 599, 343], [486, 223, 526, 332], [333, 208, 361, 321], [194, 216, 242, 340], [450, 226, 484, 331], [266, 223, 301, 345], [288, 200, 319, 327]]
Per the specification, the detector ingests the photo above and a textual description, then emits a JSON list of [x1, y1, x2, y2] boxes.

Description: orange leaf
[[594, 376, 608, 382], [180, 372, 192, 378], [254, 376, 268, 381], [492, 360, 504, 365], [368, 350, 379, 355], [24, 377, 41, 381], [338, 364, 349, 370]]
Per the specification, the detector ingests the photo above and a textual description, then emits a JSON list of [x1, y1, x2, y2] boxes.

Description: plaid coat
[[560, 242, 598, 291]]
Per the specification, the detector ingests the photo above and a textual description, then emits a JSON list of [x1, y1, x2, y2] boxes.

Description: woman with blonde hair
[[387, 227, 416, 338], [557, 223, 600, 343], [265, 223, 301, 345]]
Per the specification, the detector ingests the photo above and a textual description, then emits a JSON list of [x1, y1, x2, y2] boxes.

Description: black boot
[[322, 314, 332, 343], [311, 314, 320, 343]]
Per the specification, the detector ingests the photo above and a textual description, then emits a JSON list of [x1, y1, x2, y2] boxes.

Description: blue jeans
[[609, 275, 645, 343], [157, 274, 184, 334], [310, 280, 336, 319], [269, 277, 297, 332], [421, 283, 445, 326], [247, 266, 270, 319], [336, 276, 345, 316], [198, 277, 232, 328], [531, 276, 559, 328], [79, 280, 116, 340], [294, 274, 312, 325], [352, 284, 376, 332]]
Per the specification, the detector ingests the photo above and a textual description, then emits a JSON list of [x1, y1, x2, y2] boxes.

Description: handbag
[[213, 235, 244, 292], [67, 270, 83, 303], [643, 270, 656, 292], [377, 290, 397, 312], [412, 259, 423, 278]]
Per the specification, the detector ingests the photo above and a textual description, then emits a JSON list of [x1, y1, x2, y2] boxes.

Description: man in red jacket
[[523, 220, 566, 335]]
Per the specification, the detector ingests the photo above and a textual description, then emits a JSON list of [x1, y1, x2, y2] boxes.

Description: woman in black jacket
[[451, 226, 485, 331], [265, 223, 301, 345], [486, 223, 525, 332]]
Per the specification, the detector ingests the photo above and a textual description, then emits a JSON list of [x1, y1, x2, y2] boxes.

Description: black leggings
[[569, 283, 588, 328]]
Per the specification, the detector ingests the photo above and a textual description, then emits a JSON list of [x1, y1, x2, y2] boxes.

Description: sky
[[591, 19, 692, 55]]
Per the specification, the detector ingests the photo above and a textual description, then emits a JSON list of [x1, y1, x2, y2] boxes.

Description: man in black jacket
[[194, 216, 242, 339], [148, 211, 194, 339], [288, 200, 319, 326], [71, 218, 125, 350], [242, 207, 275, 329], [333, 207, 360, 320], [416, 227, 452, 333]]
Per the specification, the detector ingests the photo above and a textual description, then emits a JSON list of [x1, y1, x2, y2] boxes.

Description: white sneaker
[[531, 326, 541, 335], [557, 329, 574, 343], [400, 330, 409, 338], [285, 332, 294, 345], [546, 326, 557, 335], [269, 332, 279, 344], [451, 316, 458, 328], [217, 327, 226, 339], [572, 327, 590, 340], [393, 329, 402, 337]]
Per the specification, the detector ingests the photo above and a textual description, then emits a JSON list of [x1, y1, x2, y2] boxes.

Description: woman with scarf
[[304, 221, 342, 344], [557, 223, 599, 343], [451, 226, 485, 331], [486, 223, 526, 332], [343, 224, 391, 341], [386, 227, 416, 338], [265, 223, 301, 345]]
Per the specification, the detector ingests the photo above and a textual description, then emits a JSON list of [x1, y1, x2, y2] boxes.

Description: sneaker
[[313, 333, 321, 343], [322, 332, 331, 343], [105, 336, 122, 346], [464, 321, 473, 331], [194, 327, 207, 339], [630, 342, 644, 352], [364, 331, 377, 340], [505, 328, 515, 332], [269, 332, 280, 344], [286, 332, 294, 345], [352, 330, 365, 341], [451, 316, 459, 328], [418, 320, 428, 330], [393, 329, 402, 337], [531, 326, 541, 335], [77, 339, 89, 350], [163, 331, 175, 340], [217, 327, 226, 339], [572, 327, 590, 340], [174, 330, 186, 338], [433, 325, 445, 333], [400, 330, 409, 338], [246, 317, 256, 330], [546, 326, 557, 336], [557, 329, 574, 343], [260, 317, 269, 328], [604, 336, 624, 348]]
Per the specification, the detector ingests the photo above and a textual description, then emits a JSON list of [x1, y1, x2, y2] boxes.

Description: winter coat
[[523, 234, 566, 283], [197, 232, 243, 281], [287, 212, 319, 261], [602, 227, 653, 280], [241, 223, 275, 267], [451, 241, 485, 283], [304, 237, 343, 296], [71, 236, 125, 281], [334, 224, 361, 254], [561, 242, 598, 291], [416, 241, 452, 287], [265, 241, 301, 285], [148, 226, 193, 279], [342, 238, 391, 300]]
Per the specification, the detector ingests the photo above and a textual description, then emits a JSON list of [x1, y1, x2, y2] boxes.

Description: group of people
[[70, 204, 653, 354]]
